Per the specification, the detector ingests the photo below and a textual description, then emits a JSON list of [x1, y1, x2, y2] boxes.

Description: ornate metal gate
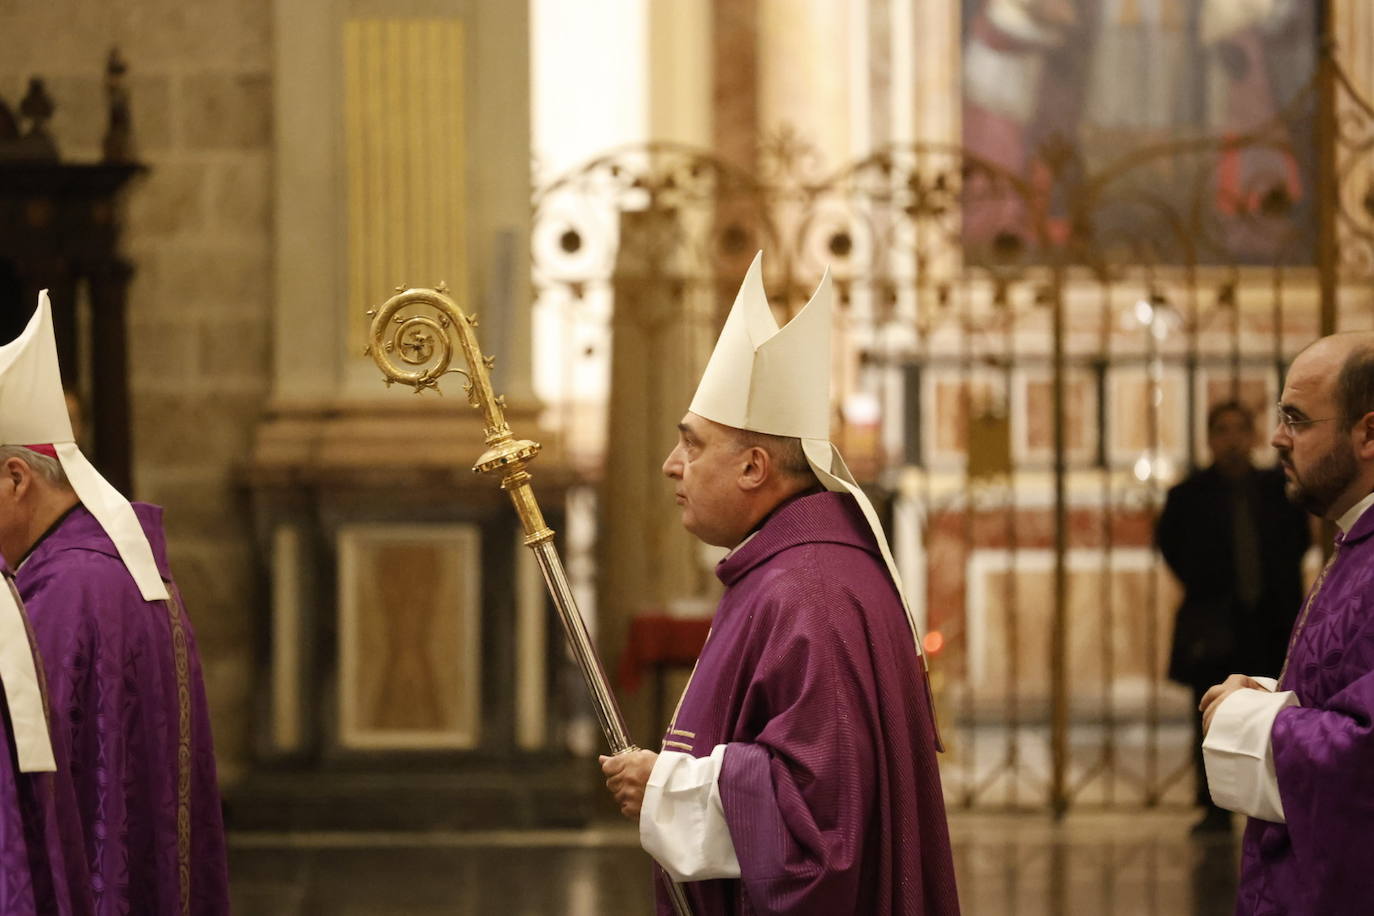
[[530, 42, 1374, 811]]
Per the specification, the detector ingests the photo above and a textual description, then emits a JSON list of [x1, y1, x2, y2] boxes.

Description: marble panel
[[338, 523, 482, 750], [1108, 367, 1188, 466], [965, 548, 1179, 702], [1021, 372, 1096, 461]]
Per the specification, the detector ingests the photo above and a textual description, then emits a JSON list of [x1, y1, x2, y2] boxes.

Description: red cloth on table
[[617, 615, 711, 692]]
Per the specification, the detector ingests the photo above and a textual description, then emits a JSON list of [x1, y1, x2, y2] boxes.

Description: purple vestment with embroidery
[[1235, 506, 1374, 915], [15, 504, 229, 915], [655, 492, 959, 915], [0, 575, 92, 916]]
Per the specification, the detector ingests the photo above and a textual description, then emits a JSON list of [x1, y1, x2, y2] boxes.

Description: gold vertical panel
[[338, 524, 482, 749], [344, 19, 466, 356], [271, 524, 303, 752]]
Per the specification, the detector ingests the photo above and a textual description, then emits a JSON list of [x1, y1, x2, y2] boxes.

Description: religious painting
[[961, 0, 1319, 264]]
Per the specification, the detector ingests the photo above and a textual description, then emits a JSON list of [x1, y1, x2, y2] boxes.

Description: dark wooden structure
[[0, 162, 145, 494]]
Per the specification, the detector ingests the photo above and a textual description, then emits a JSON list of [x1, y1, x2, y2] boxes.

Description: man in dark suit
[[1157, 400, 1311, 833]]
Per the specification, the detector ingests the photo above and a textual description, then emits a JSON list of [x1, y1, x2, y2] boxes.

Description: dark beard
[[1280, 443, 1358, 516]]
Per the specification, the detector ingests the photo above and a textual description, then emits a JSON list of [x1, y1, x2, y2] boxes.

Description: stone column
[[594, 2, 718, 740], [599, 208, 715, 737], [756, 0, 855, 169], [712, 0, 759, 171]]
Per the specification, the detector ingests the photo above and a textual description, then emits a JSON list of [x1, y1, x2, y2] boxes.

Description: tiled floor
[[229, 810, 1242, 915]]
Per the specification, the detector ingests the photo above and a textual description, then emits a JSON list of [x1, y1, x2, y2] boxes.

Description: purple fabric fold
[[0, 685, 93, 915]]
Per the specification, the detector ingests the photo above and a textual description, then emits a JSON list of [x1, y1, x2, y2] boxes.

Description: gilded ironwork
[[515, 4, 1374, 825], [529, 47, 1353, 816]]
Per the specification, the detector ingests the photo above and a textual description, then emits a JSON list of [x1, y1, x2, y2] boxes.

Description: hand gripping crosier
[[365, 284, 695, 916]]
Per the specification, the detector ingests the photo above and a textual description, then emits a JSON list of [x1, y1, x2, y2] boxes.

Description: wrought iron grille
[[530, 46, 1374, 811]]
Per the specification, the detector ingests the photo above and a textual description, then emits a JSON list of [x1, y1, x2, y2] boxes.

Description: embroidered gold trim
[[662, 739, 694, 752], [668, 728, 696, 739], [1280, 540, 1342, 685], [166, 589, 193, 916]]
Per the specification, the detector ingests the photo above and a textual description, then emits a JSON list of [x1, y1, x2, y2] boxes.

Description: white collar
[[723, 529, 760, 560], [1336, 490, 1374, 534]]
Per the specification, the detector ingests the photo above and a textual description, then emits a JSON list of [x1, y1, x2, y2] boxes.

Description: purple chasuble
[[15, 504, 229, 916], [656, 492, 959, 915], [1235, 505, 1374, 915], [0, 577, 92, 916]]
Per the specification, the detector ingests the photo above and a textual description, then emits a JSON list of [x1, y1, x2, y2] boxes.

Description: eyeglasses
[[1275, 403, 1341, 434]]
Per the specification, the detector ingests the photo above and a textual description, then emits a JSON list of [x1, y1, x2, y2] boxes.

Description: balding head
[[1289, 332, 1374, 420], [1275, 332, 1374, 520]]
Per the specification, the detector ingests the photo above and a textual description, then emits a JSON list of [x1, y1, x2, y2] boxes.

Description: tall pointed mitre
[[0, 292, 168, 602], [690, 252, 926, 661]]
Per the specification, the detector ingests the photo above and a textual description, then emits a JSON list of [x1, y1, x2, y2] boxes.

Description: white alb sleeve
[[639, 745, 742, 882], [1203, 683, 1299, 823]]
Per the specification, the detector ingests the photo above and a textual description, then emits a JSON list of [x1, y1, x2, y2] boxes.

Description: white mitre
[[689, 252, 926, 660], [0, 291, 168, 602]]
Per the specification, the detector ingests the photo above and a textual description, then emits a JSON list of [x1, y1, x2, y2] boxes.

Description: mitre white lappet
[[689, 252, 926, 660], [0, 574, 54, 772], [0, 291, 168, 603]]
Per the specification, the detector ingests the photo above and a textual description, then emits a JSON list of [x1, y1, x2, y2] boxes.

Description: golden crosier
[[365, 284, 696, 916], [365, 285, 551, 546], [363, 283, 635, 750]]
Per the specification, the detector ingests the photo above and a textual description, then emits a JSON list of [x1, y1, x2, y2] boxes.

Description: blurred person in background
[[1158, 400, 1310, 834]]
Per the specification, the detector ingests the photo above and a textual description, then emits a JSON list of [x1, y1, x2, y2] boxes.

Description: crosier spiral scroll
[[364, 286, 694, 916]]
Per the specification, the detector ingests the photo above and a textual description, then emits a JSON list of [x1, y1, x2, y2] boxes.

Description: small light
[[924, 630, 945, 655], [1134, 299, 1154, 325], [843, 391, 882, 425], [1133, 454, 1153, 482]]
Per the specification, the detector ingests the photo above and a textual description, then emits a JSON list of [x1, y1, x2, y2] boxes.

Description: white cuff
[[639, 745, 741, 882], [1203, 685, 1298, 822]]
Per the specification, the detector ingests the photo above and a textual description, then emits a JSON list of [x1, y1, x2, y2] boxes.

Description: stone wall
[[0, 0, 274, 783]]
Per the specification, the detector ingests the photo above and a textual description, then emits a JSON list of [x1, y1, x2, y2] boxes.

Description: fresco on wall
[[961, 0, 1318, 264]]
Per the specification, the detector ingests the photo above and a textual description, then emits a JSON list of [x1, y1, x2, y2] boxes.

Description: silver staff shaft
[[528, 539, 693, 916], [528, 540, 633, 753]]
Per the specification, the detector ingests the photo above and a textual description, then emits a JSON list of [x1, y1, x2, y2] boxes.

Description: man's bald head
[[1275, 332, 1374, 520], [1292, 331, 1374, 429], [1330, 333, 1374, 431]]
